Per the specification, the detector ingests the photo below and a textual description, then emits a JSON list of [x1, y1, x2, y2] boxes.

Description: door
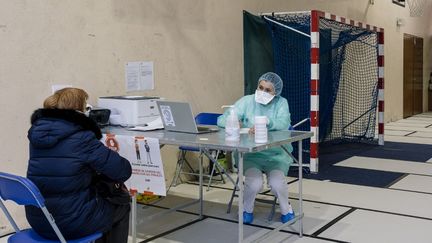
[[403, 34, 423, 118], [429, 72, 432, 111]]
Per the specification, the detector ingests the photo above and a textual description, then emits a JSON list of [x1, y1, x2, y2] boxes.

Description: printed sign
[[102, 134, 166, 196]]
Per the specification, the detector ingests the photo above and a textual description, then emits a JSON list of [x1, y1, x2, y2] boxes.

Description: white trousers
[[243, 168, 293, 215]]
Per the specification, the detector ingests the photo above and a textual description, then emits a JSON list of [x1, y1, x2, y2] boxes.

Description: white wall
[[0, 0, 431, 233]]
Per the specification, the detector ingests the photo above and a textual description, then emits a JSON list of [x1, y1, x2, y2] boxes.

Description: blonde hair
[[43, 88, 89, 111]]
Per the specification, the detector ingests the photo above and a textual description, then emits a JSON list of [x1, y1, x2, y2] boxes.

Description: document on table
[[128, 117, 164, 131]]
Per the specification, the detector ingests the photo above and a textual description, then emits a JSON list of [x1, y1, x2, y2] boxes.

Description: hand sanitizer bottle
[[222, 105, 240, 142]]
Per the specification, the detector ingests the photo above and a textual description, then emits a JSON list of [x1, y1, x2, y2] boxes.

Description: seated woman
[[217, 72, 294, 224], [26, 88, 132, 243]]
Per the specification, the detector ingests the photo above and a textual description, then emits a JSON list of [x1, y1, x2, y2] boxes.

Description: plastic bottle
[[222, 105, 240, 142], [254, 116, 268, 143]]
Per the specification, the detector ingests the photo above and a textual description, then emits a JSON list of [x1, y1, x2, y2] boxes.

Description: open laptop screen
[[156, 101, 218, 134]]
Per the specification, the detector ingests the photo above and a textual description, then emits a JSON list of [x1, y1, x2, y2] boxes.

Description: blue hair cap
[[258, 72, 283, 96]]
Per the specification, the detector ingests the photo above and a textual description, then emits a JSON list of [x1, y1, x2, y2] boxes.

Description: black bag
[[94, 175, 131, 205]]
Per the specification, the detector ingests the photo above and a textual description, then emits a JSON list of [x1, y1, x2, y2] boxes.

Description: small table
[[104, 127, 313, 242]]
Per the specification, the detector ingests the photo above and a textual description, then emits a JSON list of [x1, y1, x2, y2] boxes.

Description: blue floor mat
[[290, 166, 403, 188], [359, 141, 432, 162], [288, 141, 432, 188]]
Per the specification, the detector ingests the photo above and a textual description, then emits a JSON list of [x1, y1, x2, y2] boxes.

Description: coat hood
[[28, 109, 102, 148]]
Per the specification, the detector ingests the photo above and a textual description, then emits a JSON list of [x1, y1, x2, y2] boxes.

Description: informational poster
[[102, 134, 166, 196], [125, 61, 154, 92]]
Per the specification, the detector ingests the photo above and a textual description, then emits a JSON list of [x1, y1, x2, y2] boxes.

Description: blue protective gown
[[217, 94, 293, 174]]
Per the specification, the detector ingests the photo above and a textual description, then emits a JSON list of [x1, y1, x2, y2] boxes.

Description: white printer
[[98, 96, 161, 126]]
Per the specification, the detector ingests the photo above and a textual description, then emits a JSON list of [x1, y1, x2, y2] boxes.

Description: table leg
[[202, 149, 236, 186], [131, 191, 137, 243], [298, 140, 303, 237], [238, 152, 244, 243], [199, 151, 203, 219]]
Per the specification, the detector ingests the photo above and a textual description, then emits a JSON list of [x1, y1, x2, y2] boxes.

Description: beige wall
[[0, 0, 431, 232]]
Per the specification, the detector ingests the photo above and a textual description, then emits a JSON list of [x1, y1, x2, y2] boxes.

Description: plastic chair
[[226, 118, 310, 221], [170, 112, 235, 191], [0, 172, 102, 243]]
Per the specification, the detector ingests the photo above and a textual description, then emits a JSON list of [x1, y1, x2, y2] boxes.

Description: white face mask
[[84, 103, 92, 117], [77, 104, 92, 117], [77, 110, 90, 117], [255, 90, 275, 105]]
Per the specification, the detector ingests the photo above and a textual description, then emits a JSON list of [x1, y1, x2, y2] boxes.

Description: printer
[[98, 96, 161, 126]]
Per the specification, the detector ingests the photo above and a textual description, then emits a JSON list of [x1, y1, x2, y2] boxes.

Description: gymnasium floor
[[1, 113, 431, 243], [131, 112, 432, 243]]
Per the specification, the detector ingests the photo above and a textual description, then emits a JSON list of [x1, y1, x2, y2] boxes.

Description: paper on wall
[[125, 61, 154, 92]]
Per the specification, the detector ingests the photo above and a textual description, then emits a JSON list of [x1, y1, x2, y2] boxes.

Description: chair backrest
[[195, 112, 221, 126], [290, 118, 310, 130], [0, 172, 69, 243], [0, 172, 45, 208]]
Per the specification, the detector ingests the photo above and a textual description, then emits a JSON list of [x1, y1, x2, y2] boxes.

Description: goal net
[[265, 12, 379, 142], [245, 11, 384, 171]]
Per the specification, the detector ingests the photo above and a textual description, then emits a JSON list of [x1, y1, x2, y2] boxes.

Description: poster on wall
[[125, 61, 154, 92], [102, 134, 166, 196]]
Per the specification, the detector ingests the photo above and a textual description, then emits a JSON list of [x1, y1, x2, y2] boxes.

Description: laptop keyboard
[[197, 126, 211, 131]]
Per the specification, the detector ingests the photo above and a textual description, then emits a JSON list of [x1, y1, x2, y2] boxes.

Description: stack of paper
[[128, 117, 164, 131]]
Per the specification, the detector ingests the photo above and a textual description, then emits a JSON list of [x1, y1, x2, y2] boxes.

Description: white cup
[[254, 116, 268, 143]]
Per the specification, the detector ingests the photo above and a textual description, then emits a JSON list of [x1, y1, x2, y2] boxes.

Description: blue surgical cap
[[258, 72, 283, 96]]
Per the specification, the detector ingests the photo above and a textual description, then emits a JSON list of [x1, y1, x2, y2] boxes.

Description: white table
[[104, 127, 313, 242]]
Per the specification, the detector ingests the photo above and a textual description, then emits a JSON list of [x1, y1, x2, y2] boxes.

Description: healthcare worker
[[217, 72, 294, 224]]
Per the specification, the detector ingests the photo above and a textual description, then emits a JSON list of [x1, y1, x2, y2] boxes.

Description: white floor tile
[[150, 218, 333, 243], [413, 113, 432, 117], [134, 205, 199, 241], [319, 209, 432, 243], [406, 131, 432, 138], [381, 130, 414, 136], [288, 179, 432, 219], [335, 156, 432, 176], [151, 183, 351, 235], [384, 135, 432, 145], [390, 174, 432, 194], [384, 124, 432, 132], [405, 117, 432, 121], [386, 122, 431, 128], [128, 235, 145, 243], [391, 119, 432, 125]]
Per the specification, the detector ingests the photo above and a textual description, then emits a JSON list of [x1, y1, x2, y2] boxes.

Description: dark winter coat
[[25, 109, 132, 239]]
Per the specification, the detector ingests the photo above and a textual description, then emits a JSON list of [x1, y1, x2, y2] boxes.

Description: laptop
[[156, 101, 219, 134]]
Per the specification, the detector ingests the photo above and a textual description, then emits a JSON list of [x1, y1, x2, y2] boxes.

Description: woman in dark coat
[[26, 87, 132, 243]]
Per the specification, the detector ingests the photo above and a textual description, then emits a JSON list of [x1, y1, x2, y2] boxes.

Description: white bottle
[[222, 106, 240, 142], [254, 116, 268, 143]]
